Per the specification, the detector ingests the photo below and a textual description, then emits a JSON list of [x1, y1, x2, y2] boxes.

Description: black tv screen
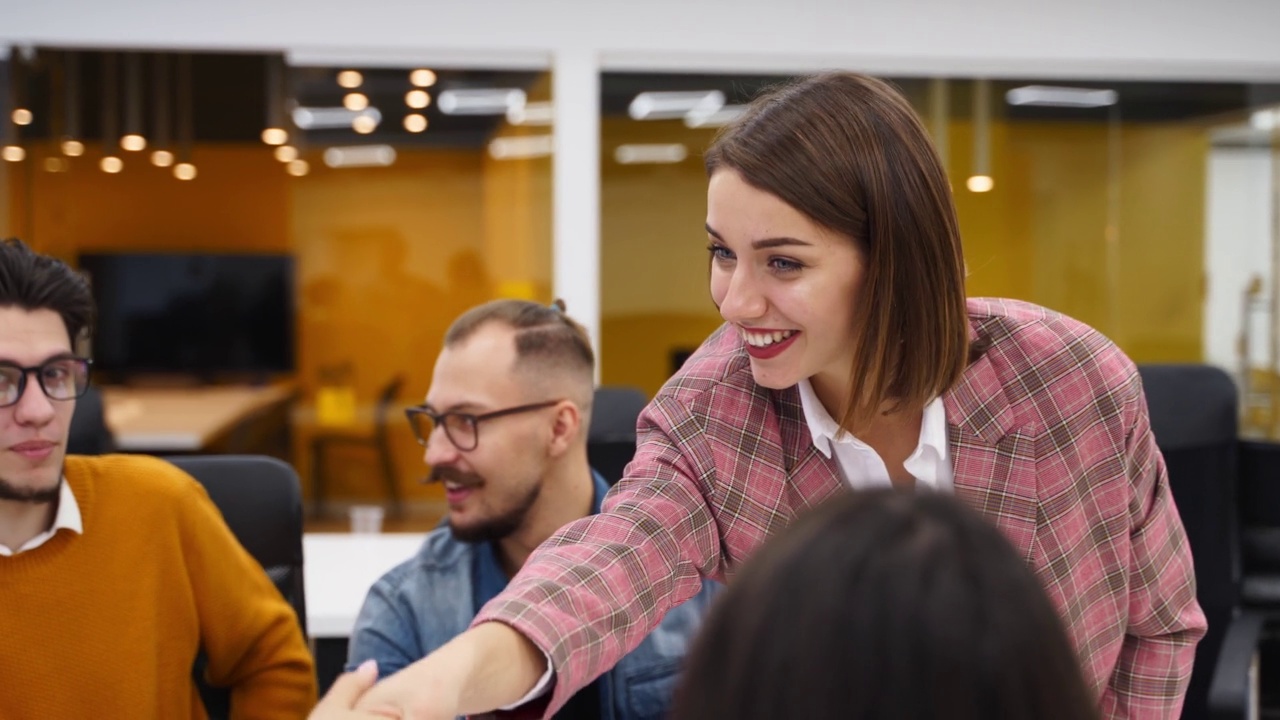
[[79, 252, 296, 375]]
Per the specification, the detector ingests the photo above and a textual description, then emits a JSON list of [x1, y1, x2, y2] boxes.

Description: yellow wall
[[12, 143, 290, 258], [599, 119, 721, 391], [599, 117, 1209, 397], [482, 73, 553, 302], [289, 148, 494, 504], [9, 140, 543, 508]]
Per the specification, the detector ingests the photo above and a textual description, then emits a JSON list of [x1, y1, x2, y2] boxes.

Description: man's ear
[[547, 400, 581, 457]]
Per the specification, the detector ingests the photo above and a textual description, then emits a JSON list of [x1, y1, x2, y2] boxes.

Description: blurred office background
[[0, 0, 1278, 516]]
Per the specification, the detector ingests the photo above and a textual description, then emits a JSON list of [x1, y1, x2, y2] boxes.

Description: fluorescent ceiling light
[[629, 90, 724, 121], [685, 104, 747, 128], [1251, 108, 1280, 131], [438, 88, 527, 116], [488, 134, 553, 160], [614, 143, 688, 164], [293, 106, 382, 130], [1005, 85, 1118, 108], [507, 101, 554, 126], [322, 144, 397, 168]]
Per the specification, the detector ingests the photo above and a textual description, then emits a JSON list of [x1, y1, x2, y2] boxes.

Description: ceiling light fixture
[[293, 106, 382, 130], [323, 144, 396, 168], [405, 90, 431, 109], [629, 90, 724, 121], [614, 143, 688, 164], [967, 79, 994, 194], [507, 101, 554, 126], [61, 52, 83, 157], [403, 114, 428, 133], [488, 134, 553, 160], [410, 69, 437, 87], [683, 104, 745, 128], [1250, 108, 1280, 131], [1005, 85, 1118, 108], [120, 52, 147, 151], [438, 88, 526, 116], [343, 93, 369, 111]]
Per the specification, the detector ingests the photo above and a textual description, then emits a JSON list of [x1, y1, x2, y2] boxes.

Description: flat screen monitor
[[78, 252, 296, 376]]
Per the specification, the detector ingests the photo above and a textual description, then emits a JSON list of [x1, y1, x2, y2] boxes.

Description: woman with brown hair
[[317, 72, 1205, 720]]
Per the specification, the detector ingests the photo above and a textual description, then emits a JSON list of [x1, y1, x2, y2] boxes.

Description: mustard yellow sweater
[[0, 454, 317, 719]]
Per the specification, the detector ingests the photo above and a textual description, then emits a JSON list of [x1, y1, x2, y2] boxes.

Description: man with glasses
[[0, 238, 316, 719], [345, 299, 716, 720]]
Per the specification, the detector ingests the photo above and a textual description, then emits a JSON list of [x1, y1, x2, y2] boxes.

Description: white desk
[[303, 533, 428, 639]]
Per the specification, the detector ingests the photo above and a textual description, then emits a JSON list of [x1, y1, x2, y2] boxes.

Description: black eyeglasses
[[405, 400, 560, 452], [0, 356, 93, 408]]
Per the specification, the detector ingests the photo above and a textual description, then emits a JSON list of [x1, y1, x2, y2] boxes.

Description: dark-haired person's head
[[704, 72, 968, 434], [0, 238, 94, 505], [671, 490, 1099, 720], [409, 299, 595, 544]]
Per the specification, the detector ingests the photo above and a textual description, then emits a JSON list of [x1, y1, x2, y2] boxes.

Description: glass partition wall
[[597, 71, 1280, 432], [0, 48, 554, 515]]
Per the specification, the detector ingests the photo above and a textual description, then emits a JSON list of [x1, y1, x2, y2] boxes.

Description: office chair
[[309, 376, 404, 518], [587, 386, 648, 485], [1138, 364, 1241, 720], [164, 454, 308, 720], [67, 385, 116, 455]]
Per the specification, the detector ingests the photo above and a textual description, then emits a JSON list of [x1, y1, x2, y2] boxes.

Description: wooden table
[[101, 383, 298, 452]]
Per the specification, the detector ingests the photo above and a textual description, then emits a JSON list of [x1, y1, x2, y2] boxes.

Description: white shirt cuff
[[497, 649, 554, 710]]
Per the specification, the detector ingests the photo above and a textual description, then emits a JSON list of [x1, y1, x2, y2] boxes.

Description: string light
[[403, 114, 428, 133], [343, 93, 369, 111]]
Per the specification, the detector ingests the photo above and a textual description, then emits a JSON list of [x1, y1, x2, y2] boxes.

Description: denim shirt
[[347, 473, 718, 720]]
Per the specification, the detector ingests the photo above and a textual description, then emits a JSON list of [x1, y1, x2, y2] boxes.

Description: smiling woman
[[315, 73, 1205, 720]]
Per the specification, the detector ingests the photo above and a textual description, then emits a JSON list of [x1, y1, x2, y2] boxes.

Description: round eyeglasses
[[0, 356, 93, 408], [405, 400, 560, 452]]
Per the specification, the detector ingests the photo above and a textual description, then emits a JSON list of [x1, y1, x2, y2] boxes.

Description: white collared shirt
[[797, 379, 954, 493], [0, 480, 83, 556]]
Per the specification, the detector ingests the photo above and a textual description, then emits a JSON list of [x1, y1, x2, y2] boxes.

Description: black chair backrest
[[587, 386, 648, 485], [1238, 441, 1280, 577], [1137, 363, 1240, 720], [588, 386, 647, 441], [165, 455, 308, 720], [67, 385, 115, 455]]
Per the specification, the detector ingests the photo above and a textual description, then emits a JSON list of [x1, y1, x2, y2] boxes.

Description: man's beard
[[0, 474, 60, 504], [430, 465, 542, 544]]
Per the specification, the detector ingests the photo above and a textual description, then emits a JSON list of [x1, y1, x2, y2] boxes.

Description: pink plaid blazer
[[476, 298, 1206, 718]]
